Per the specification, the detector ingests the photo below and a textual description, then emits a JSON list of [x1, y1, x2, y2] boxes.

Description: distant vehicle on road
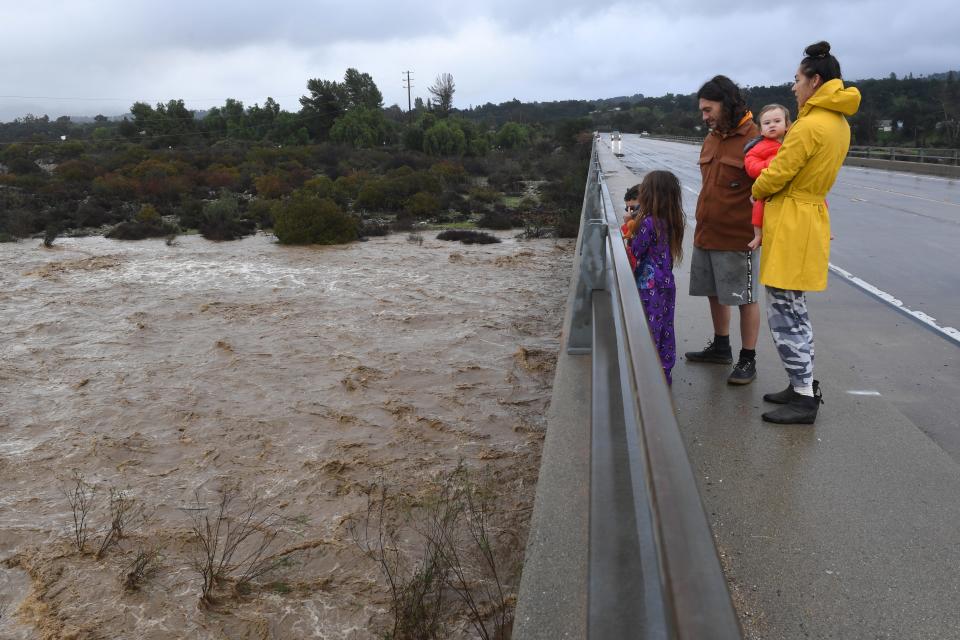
[[611, 130, 623, 156]]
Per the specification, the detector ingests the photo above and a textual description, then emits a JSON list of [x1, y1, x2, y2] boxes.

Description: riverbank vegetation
[[0, 69, 591, 245]]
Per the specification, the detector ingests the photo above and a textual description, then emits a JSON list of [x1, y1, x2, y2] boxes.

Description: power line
[[0, 103, 359, 146], [0, 93, 304, 103]]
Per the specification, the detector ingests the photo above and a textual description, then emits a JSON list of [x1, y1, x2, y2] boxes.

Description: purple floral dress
[[630, 216, 676, 384]]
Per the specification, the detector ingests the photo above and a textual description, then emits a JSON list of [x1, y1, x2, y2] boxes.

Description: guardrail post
[[567, 155, 607, 354]]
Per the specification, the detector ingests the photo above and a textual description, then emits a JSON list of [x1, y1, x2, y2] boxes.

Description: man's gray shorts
[[689, 247, 760, 305]]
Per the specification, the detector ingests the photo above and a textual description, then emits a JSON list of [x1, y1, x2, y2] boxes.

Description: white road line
[[833, 181, 960, 207], [829, 263, 960, 346], [843, 165, 959, 184], [847, 390, 882, 396], [624, 138, 960, 348]]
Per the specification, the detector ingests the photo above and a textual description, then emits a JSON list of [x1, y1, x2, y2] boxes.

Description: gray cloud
[[1, 0, 957, 122]]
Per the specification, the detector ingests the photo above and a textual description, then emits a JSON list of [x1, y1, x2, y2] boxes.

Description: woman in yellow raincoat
[[751, 41, 861, 424]]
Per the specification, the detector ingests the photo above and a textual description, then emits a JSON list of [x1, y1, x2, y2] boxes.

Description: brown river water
[[0, 231, 573, 639]]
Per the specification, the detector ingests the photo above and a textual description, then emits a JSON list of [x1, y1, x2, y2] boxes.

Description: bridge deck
[[599, 139, 960, 639], [515, 138, 960, 640]]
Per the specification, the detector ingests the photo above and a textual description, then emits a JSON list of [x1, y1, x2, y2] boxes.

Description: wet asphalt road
[[618, 135, 960, 461]]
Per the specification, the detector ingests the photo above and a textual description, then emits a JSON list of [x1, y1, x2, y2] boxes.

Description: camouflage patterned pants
[[765, 286, 814, 388]]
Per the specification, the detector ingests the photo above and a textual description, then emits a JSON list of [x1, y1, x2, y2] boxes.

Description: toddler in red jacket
[[744, 104, 791, 249]]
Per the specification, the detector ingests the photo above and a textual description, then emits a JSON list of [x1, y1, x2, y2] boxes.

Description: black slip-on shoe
[[763, 380, 820, 404], [762, 388, 823, 424]]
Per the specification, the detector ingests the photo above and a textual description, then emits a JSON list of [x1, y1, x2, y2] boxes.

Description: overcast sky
[[2, 0, 958, 122]]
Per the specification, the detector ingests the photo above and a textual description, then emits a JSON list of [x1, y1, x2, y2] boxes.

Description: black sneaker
[[684, 340, 733, 364], [727, 358, 756, 385]]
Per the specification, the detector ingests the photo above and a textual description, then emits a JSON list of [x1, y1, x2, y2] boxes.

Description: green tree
[[204, 98, 247, 139], [239, 97, 280, 138], [423, 120, 466, 156], [130, 99, 195, 146], [300, 79, 346, 141], [496, 122, 531, 149], [343, 68, 384, 110], [330, 108, 390, 148]]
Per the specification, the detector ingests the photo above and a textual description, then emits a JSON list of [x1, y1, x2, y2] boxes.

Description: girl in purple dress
[[630, 171, 687, 384]]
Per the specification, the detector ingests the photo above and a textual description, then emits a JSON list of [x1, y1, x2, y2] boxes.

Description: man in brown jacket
[[685, 75, 760, 385]]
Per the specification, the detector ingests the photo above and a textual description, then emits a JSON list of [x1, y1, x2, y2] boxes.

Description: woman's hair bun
[[805, 41, 831, 58]]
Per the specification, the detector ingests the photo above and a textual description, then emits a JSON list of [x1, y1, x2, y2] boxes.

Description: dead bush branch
[[182, 483, 298, 606], [61, 471, 95, 553]]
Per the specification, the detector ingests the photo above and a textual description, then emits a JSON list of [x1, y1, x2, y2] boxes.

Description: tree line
[[0, 69, 591, 245], [588, 70, 960, 148], [1, 67, 955, 245]]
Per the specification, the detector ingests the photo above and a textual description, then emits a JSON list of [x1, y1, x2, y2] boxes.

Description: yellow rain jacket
[[752, 78, 861, 291]]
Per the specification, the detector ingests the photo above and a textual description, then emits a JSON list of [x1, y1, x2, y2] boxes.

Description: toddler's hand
[[747, 236, 761, 250]]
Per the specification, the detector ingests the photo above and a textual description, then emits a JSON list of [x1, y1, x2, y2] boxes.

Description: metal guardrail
[[646, 135, 960, 167], [847, 146, 960, 166], [568, 143, 742, 639], [646, 134, 703, 146]]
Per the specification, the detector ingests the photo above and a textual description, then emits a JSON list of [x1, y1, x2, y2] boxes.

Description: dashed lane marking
[[829, 263, 960, 347]]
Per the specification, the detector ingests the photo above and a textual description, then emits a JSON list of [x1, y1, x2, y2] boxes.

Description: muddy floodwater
[[0, 231, 573, 639]]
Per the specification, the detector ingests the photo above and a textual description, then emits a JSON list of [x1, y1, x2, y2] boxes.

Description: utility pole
[[402, 71, 414, 115]]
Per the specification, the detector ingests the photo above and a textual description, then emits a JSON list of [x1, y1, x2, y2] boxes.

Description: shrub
[[254, 172, 289, 199], [476, 209, 517, 230], [301, 175, 336, 199], [74, 198, 122, 228], [358, 219, 390, 238], [202, 164, 241, 190], [246, 198, 275, 229], [54, 159, 98, 182], [7, 157, 41, 175], [106, 204, 179, 240], [354, 178, 390, 211], [43, 225, 59, 248], [0, 208, 40, 238], [392, 213, 415, 231], [406, 191, 442, 219], [436, 229, 501, 245], [199, 193, 256, 241], [556, 208, 581, 238], [273, 192, 357, 245], [467, 187, 500, 205], [176, 198, 205, 230]]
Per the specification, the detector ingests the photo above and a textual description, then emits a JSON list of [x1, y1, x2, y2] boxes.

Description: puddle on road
[[0, 232, 573, 639]]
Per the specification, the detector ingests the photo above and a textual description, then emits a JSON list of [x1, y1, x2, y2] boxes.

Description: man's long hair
[[697, 75, 748, 131]]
